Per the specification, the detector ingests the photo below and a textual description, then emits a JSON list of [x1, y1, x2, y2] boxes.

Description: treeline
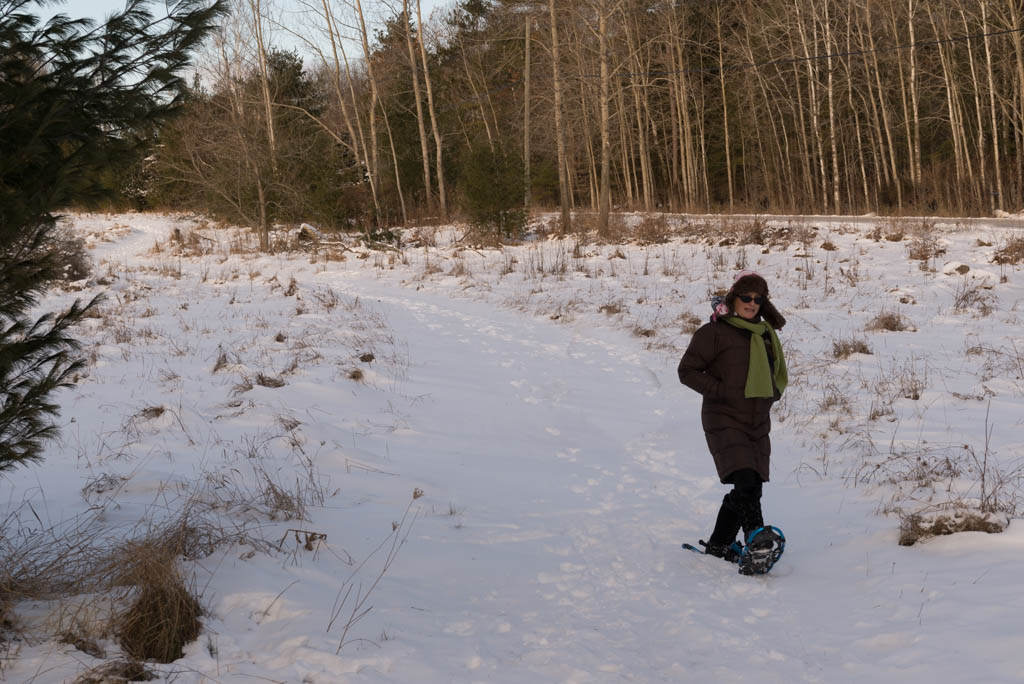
[[143, 0, 1024, 237]]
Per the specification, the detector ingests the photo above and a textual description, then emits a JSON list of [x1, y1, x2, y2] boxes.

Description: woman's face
[[733, 291, 763, 321]]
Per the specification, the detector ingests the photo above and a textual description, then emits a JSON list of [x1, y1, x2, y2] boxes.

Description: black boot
[[698, 539, 744, 562], [707, 494, 742, 546]]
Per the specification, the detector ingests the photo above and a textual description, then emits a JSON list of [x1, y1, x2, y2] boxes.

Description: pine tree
[[0, 0, 225, 470]]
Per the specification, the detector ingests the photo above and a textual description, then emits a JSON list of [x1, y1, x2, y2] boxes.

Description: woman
[[677, 271, 787, 575]]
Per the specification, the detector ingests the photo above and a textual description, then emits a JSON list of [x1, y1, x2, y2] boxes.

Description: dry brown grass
[[632, 215, 673, 245], [678, 312, 703, 334], [865, 311, 914, 332], [952, 278, 995, 315], [898, 509, 1008, 546], [114, 538, 202, 663], [255, 372, 286, 388], [72, 659, 156, 683], [832, 337, 872, 359], [992, 236, 1024, 264], [0, 495, 274, 664]]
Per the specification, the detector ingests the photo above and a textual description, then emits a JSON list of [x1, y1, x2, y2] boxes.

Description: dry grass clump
[[60, 628, 106, 658], [865, 310, 914, 332], [0, 499, 267, 665], [832, 337, 872, 358], [678, 312, 703, 334], [906, 234, 945, 263], [255, 372, 286, 388], [73, 659, 156, 683], [898, 509, 1008, 546], [992, 236, 1024, 264], [115, 538, 202, 663], [952, 278, 995, 315], [167, 226, 207, 256]]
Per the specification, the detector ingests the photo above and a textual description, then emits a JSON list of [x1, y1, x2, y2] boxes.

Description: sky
[[37, 0, 451, 63]]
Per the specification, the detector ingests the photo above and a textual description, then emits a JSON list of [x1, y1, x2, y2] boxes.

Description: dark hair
[[726, 273, 786, 329]]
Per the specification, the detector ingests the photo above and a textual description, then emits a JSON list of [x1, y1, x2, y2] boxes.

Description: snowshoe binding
[[683, 539, 744, 563], [737, 525, 785, 575]]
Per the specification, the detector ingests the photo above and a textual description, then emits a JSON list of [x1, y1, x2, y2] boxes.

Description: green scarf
[[723, 316, 788, 398]]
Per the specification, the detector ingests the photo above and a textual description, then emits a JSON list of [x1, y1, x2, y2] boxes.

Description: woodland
[[145, 0, 1024, 241]]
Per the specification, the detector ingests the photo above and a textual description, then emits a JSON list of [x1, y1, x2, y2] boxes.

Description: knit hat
[[718, 270, 787, 330]]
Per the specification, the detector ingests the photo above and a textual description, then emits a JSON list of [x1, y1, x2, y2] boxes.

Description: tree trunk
[[403, 0, 433, 214], [717, 4, 734, 211], [416, 0, 446, 217], [549, 0, 571, 231], [597, 4, 611, 238], [824, 1, 840, 213], [249, 0, 277, 167], [319, 0, 379, 217], [524, 15, 532, 209], [982, 0, 1004, 210]]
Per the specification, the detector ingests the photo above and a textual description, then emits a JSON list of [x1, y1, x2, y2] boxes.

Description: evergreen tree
[[0, 0, 225, 470]]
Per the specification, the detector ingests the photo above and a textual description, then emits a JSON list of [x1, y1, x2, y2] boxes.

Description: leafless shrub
[[738, 218, 768, 245], [633, 214, 672, 245], [992, 236, 1024, 264], [884, 219, 906, 241], [448, 257, 471, 278], [895, 356, 928, 400], [408, 226, 437, 248], [865, 311, 914, 332], [952, 278, 995, 315], [906, 234, 945, 263], [832, 337, 872, 359], [48, 224, 93, 283], [284, 277, 299, 297], [421, 257, 444, 276], [312, 287, 340, 311]]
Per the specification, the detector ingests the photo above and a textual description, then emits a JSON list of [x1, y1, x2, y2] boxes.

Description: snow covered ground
[[2, 212, 1024, 683]]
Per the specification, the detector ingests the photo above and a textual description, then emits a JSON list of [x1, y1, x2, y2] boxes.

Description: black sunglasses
[[737, 295, 765, 304]]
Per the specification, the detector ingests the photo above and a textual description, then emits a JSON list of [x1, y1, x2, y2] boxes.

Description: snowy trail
[[11, 215, 1023, 683], [318, 274, 1023, 684]]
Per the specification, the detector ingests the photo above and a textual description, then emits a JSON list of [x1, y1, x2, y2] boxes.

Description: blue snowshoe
[[737, 525, 785, 575]]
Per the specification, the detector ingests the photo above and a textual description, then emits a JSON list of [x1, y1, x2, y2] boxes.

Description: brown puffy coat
[[677, 319, 781, 484]]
